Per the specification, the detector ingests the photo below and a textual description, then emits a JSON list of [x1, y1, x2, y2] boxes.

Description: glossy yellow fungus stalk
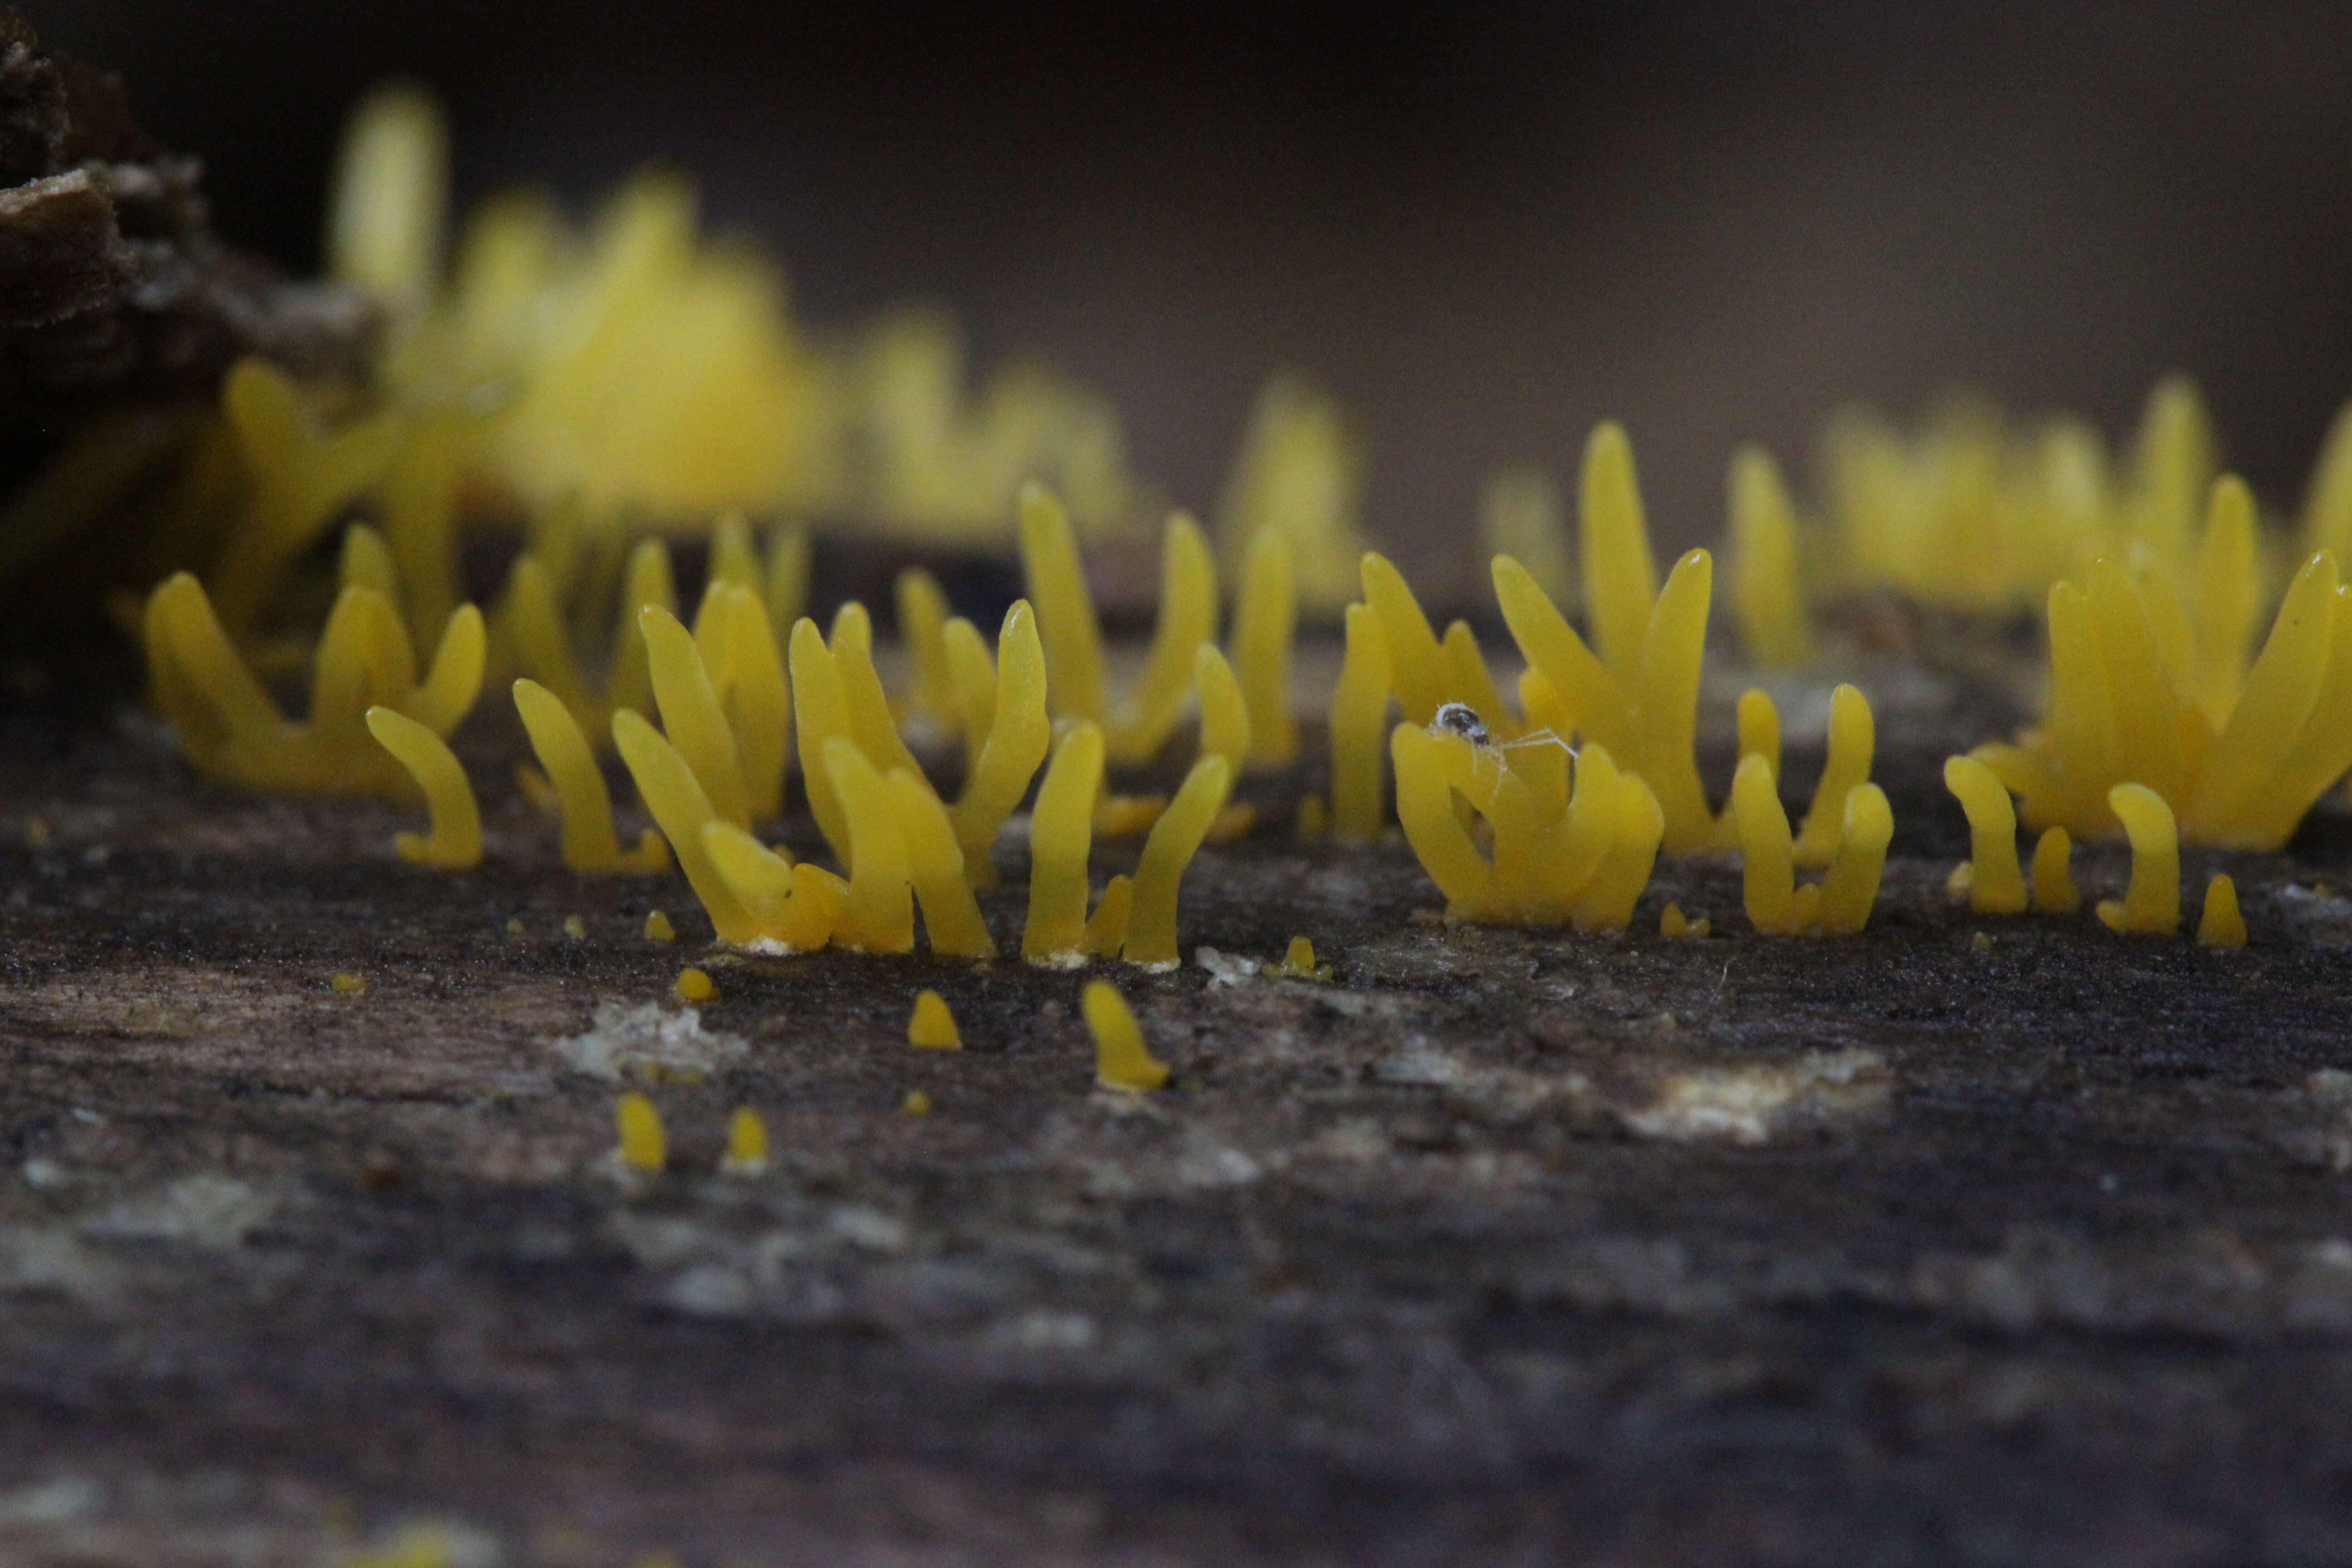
[[1360, 552, 1516, 735], [146, 571, 484, 795], [1019, 483, 1108, 723], [947, 603, 1051, 886], [723, 1107, 769, 1175], [689, 581, 792, 821], [1789, 685, 1874, 869], [1330, 603, 1393, 840], [1083, 979, 1169, 1093], [2031, 828, 2079, 914], [786, 617, 855, 861], [2197, 875, 2246, 949], [1194, 644, 1252, 768], [617, 1092, 666, 1174], [821, 737, 915, 954], [612, 710, 762, 946], [941, 616, 998, 777], [909, 990, 961, 1049], [894, 567, 957, 731], [1975, 534, 2352, 850], [2097, 783, 2181, 935], [1084, 875, 1132, 958], [1709, 687, 1784, 848], [513, 679, 669, 872], [380, 415, 466, 647], [1480, 468, 1572, 610], [1730, 753, 1892, 935], [328, 85, 447, 322], [604, 539, 679, 724], [1389, 719, 1663, 931], [642, 605, 750, 828], [698, 821, 836, 952], [764, 523, 812, 637], [883, 765, 995, 959], [1943, 755, 2027, 914], [1230, 527, 1300, 767], [364, 706, 480, 867], [498, 534, 679, 745], [1216, 376, 1367, 615], [1105, 514, 1217, 764], [1123, 756, 1233, 969], [207, 359, 403, 639], [1024, 723, 1104, 966], [1727, 445, 1813, 669], [830, 602, 926, 781]]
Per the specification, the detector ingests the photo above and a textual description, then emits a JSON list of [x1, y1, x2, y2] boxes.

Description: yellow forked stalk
[[512, 679, 668, 872], [1943, 755, 2027, 914], [146, 570, 483, 796], [1123, 756, 1232, 969], [700, 820, 837, 952], [1729, 753, 1892, 936], [691, 582, 790, 820], [611, 708, 763, 946], [499, 533, 679, 746], [1025, 722, 1104, 966], [1791, 684, 1875, 869], [1105, 513, 1217, 764], [946, 602, 1051, 887], [641, 604, 749, 827], [1019, 481, 1107, 722], [364, 706, 481, 868], [1389, 718, 1662, 931], [1975, 531, 2352, 849], [2097, 783, 2181, 935], [1360, 552, 1516, 736]]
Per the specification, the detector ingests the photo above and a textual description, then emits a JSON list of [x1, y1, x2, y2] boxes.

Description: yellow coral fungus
[[1216, 377, 1367, 615], [821, 738, 916, 954], [641, 605, 750, 828], [1727, 446, 1814, 669], [617, 1092, 666, 1173], [1976, 536, 2352, 850], [2198, 874, 2247, 949], [147, 573, 484, 795], [697, 821, 836, 952], [1105, 514, 1217, 764], [894, 567, 957, 731], [1084, 875, 1132, 958], [1123, 756, 1233, 969], [909, 990, 961, 1049], [612, 709, 761, 946], [1791, 685, 1875, 869], [1729, 753, 1891, 936], [675, 967, 715, 1002], [329, 971, 367, 994], [1083, 978, 1168, 1093], [1230, 527, 1301, 766], [1024, 723, 1104, 966], [1943, 755, 2028, 915], [723, 1107, 769, 1175], [1194, 644, 1252, 769], [1479, 469, 1572, 611], [1390, 720, 1661, 931], [364, 706, 482, 868], [644, 910, 676, 942], [1329, 603, 1393, 841], [1269, 935, 1332, 980], [1018, 483, 1108, 723], [946, 603, 1051, 885], [691, 583, 791, 820], [883, 765, 995, 959], [513, 679, 669, 872], [2097, 784, 2181, 935], [2031, 828, 2080, 914]]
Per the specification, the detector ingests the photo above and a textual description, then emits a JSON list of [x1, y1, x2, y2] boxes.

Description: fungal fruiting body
[[675, 967, 715, 1002], [1660, 904, 1709, 939], [1019, 483, 1109, 723], [2030, 828, 2081, 914], [1083, 980, 1168, 1092], [946, 603, 1051, 885], [1269, 936, 1332, 980], [513, 679, 669, 872], [2097, 784, 2181, 936], [1122, 756, 1233, 969], [1329, 603, 1393, 841], [1943, 755, 2029, 915], [617, 1093, 666, 1173], [1727, 445, 1814, 669], [364, 706, 482, 868], [1024, 723, 1105, 966], [1103, 513, 1217, 764], [644, 910, 676, 942], [2198, 875, 2247, 949], [1230, 527, 1301, 767], [1729, 754, 1892, 936], [722, 1107, 769, 1175], [909, 990, 961, 1049]]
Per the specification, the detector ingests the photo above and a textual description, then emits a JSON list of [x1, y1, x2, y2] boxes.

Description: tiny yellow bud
[[505, 916, 526, 936], [724, 1107, 769, 1173], [329, 971, 367, 993], [617, 1092, 666, 1172], [1659, 903, 1710, 939], [675, 967, 715, 1002], [644, 909, 676, 942], [902, 1089, 933, 1117], [563, 914, 586, 940], [24, 817, 48, 848], [1084, 979, 1169, 1092], [2196, 873, 2247, 949], [1970, 931, 1994, 953], [909, 990, 962, 1049], [1295, 792, 1328, 838]]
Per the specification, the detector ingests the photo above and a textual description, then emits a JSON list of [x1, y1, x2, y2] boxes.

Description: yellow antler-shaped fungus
[[1123, 756, 1232, 970], [947, 602, 1051, 886], [612, 709, 761, 946], [698, 821, 836, 952], [1019, 482, 1107, 723], [514, 679, 669, 872], [692, 583, 791, 820], [1105, 513, 1217, 764], [1791, 684, 1875, 869], [1230, 527, 1299, 766], [1084, 978, 1168, 1093], [2097, 783, 2180, 935], [364, 706, 481, 868], [1024, 722, 1104, 965], [895, 567, 957, 731], [822, 737, 916, 954], [1730, 753, 1892, 936], [642, 605, 749, 827], [1943, 755, 2027, 915]]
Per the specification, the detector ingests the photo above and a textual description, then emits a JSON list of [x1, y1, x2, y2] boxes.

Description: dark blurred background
[[41, 0, 2352, 592]]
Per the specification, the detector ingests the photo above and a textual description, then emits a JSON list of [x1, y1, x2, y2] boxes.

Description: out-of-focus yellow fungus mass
[[723, 1107, 769, 1175], [329, 972, 367, 994], [364, 706, 482, 867], [2097, 784, 2181, 936], [1217, 377, 1368, 615], [902, 1089, 933, 1117], [909, 990, 961, 1050], [1659, 903, 1709, 939], [617, 1092, 666, 1173], [2197, 874, 2247, 949], [1084, 979, 1168, 1093], [2031, 828, 2080, 915], [1727, 446, 1814, 669]]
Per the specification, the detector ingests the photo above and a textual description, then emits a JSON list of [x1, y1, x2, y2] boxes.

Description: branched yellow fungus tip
[[365, 706, 482, 868]]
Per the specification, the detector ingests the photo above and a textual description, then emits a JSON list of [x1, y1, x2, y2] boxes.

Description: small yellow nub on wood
[[909, 990, 962, 1049], [505, 917, 526, 936], [644, 910, 675, 942], [1025, 722, 1103, 965], [617, 1092, 666, 1173], [1330, 603, 1393, 840], [675, 966, 715, 1002], [2031, 828, 2080, 914], [329, 972, 367, 993], [902, 1089, 932, 1117], [1944, 755, 2028, 914], [1019, 482, 1107, 723], [723, 1107, 769, 1174], [563, 914, 586, 940], [1269, 934, 1331, 979], [2097, 783, 2181, 935], [1084, 979, 1168, 1092], [1660, 904, 1710, 939], [2197, 874, 2247, 949], [1123, 755, 1232, 970], [365, 706, 482, 868]]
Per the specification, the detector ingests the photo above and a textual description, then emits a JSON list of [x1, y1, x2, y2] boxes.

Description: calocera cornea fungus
[[363, 706, 482, 868], [513, 678, 670, 872], [1728, 753, 1892, 936], [1083, 979, 1168, 1093], [909, 990, 961, 1049], [2097, 784, 2181, 936], [616, 1092, 666, 1174]]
